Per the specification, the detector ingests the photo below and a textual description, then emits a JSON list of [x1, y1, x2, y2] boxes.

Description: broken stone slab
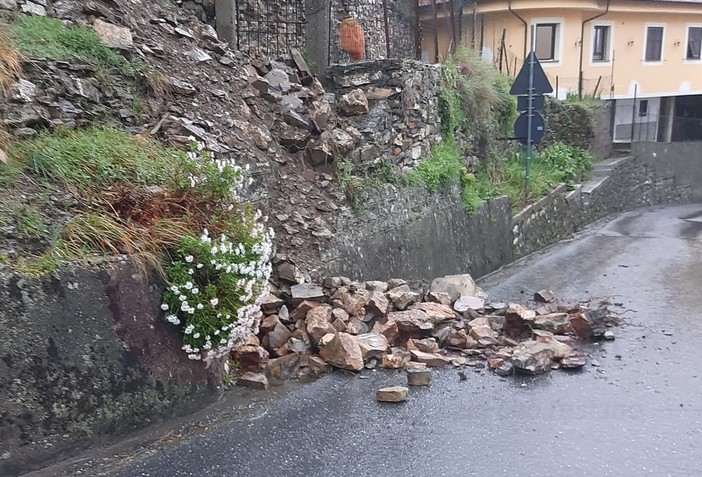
[[604, 330, 615, 341], [318, 332, 363, 371], [407, 368, 432, 386], [9, 79, 36, 103], [277, 262, 305, 284], [332, 287, 369, 317], [20, 1, 46, 15], [454, 295, 485, 313], [387, 284, 420, 311], [232, 345, 269, 372], [186, 47, 213, 63], [283, 109, 311, 130], [305, 306, 336, 342], [366, 291, 389, 317], [429, 274, 477, 302], [380, 348, 411, 369], [504, 303, 536, 338], [266, 322, 292, 350], [534, 290, 555, 303], [237, 372, 269, 390], [300, 355, 332, 377], [495, 361, 514, 377], [372, 316, 399, 344], [339, 88, 369, 115], [260, 314, 279, 333], [170, 78, 197, 95], [365, 281, 389, 293], [570, 308, 608, 340], [306, 135, 334, 166], [266, 353, 302, 380], [376, 386, 408, 403], [357, 333, 389, 359], [451, 357, 468, 367], [410, 337, 439, 354], [0, 0, 17, 11], [291, 284, 326, 304], [93, 19, 133, 49], [445, 329, 478, 349], [467, 317, 495, 341], [410, 350, 450, 367], [561, 353, 588, 369], [260, 293, 284, 313], [391, 309, 433, 335], [416, 302, 455, 324], [534, 313, 571, 335], [265, 68, 291, 93], [512, 340, 555, 375], [426, 291, 453, 306]]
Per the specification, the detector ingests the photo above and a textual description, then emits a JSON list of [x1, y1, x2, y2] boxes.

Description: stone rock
[[291, 300, 323, 321], [561, 353, 588, 368], [233, 344, 269, 371], [387, 278, 407, 289], [93, 19, 133, 49], [468, 317, 495, 341], [301, 355, 332, 377], [534, 313, 571, 334], [261, 293, 284, 313], [330, 128, 355, 154], [171, 78, 197, 95], [512, 341, 555, 375], [260, 314, 279, 333], [380, 348, 411, 369], [534, 289, 555, 303], [357, 333, 389, 359], [10, 79, 37, 103], [249, 75, 269, 93], [20, 1, 46, 15], [376, 386, 408, 403], [277, 262, 305, 284], [291, 284, 326, 303], [504, 303, 537, 337], [454, 295, 485, 313], [487, 356, 505, 369], [339, 88, 369, 115], [265, 68, 291, 93], [416, 302, 455, 324], [407, 368, 432, 386], [387, 284, 420, 310], [426, 291, 453, 306], [391, 309, 433, 335], [366, 291, 389, 317], [267, 322, 292, 350], [332, 287, 368, 317], [410, 337, 439, 354], [331, 307, 350, 322], [0, 0, 17, 11], [451, 357, 468, 367], [306, 136, 334, 166], [237, 372, 269, 389], [445, 329, 477, 349], [570, 309, 608, 340], [410, 350, 450, 367], [318, 332, 363, 371], [365, 281, 389, 293], [371, 316, 399, 344], [604, 330, 615, 341], [284, 337, 310, 355], [283, 110, 310, 130], [429, 274, 477, 302], [305, 306, 336, 342], [345, 317, 364, 335], [495, 361, 514, 376], [266, 353, 302, 380], [186, 47, 213, 63]]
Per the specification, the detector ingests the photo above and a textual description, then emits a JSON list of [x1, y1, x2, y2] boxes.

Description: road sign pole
[[525, 24, 536, 195]]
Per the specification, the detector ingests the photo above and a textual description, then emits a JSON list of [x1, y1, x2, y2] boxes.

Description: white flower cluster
[[162, 141, 274, 365], [184, 137, 253, 198]]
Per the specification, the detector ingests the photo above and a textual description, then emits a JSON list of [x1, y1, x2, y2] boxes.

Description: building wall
[[425, 0, 702, 100]]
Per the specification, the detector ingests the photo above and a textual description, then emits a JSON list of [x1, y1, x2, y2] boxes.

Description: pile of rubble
[[233, 274, 618, 390]]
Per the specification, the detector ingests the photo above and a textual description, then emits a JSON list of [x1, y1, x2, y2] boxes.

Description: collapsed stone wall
[[0, 260, 223, 477]]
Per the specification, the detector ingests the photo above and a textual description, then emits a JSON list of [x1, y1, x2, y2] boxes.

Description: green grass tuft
[[8, 16, 138, 78]]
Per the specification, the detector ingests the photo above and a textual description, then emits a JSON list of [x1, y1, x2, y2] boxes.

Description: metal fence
[[235, 0, 306, 58]]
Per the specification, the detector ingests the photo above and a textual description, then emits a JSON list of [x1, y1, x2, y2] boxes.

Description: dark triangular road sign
[[510, 52, 554, 96]]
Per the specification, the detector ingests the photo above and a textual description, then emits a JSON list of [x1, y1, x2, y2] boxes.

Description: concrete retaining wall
[[0, 261, 224, 477]]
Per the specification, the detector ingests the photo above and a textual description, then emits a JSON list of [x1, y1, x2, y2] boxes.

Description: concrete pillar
[[664, 96, 675, 143], [215, 0, 235, 46], [304, 0, 331, 73]]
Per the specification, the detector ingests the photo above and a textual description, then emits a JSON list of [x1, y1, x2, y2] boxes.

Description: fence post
[[630, 84, 638, 143], [382, 0, 391, 58]]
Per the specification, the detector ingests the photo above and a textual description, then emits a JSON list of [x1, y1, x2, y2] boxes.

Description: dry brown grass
[[0, 27, 22, 94], [144, 66, 172, 100]]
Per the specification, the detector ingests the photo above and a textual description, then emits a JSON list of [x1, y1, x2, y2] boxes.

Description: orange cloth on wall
[[339, 17, 365, 62]]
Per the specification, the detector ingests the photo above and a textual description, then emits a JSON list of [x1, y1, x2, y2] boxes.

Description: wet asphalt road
[[112, 204, 702, 477]]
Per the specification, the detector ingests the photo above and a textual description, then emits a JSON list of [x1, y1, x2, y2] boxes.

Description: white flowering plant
[[160, 139, 273, 363]]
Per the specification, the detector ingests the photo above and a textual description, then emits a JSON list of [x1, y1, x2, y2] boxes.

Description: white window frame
[[643, 23, 666, 65], [590, 21, 614, 66], [530, 17, 565, 66], [684, 23, 702, 63]]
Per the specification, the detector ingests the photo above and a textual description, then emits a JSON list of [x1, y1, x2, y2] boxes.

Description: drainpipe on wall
[[578, 0, 611, 99], [508, 0, 528, 60]]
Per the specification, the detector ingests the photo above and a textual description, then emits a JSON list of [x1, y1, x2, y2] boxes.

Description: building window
[[645, 26, 664, 62], [535, 23, 559, 61], [687, 26, 702, 60], [639, 99, 649, 117], [593, 25, 611, 61]]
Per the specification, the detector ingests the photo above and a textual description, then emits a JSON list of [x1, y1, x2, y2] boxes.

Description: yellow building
[[419, 0, 702, 142]]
